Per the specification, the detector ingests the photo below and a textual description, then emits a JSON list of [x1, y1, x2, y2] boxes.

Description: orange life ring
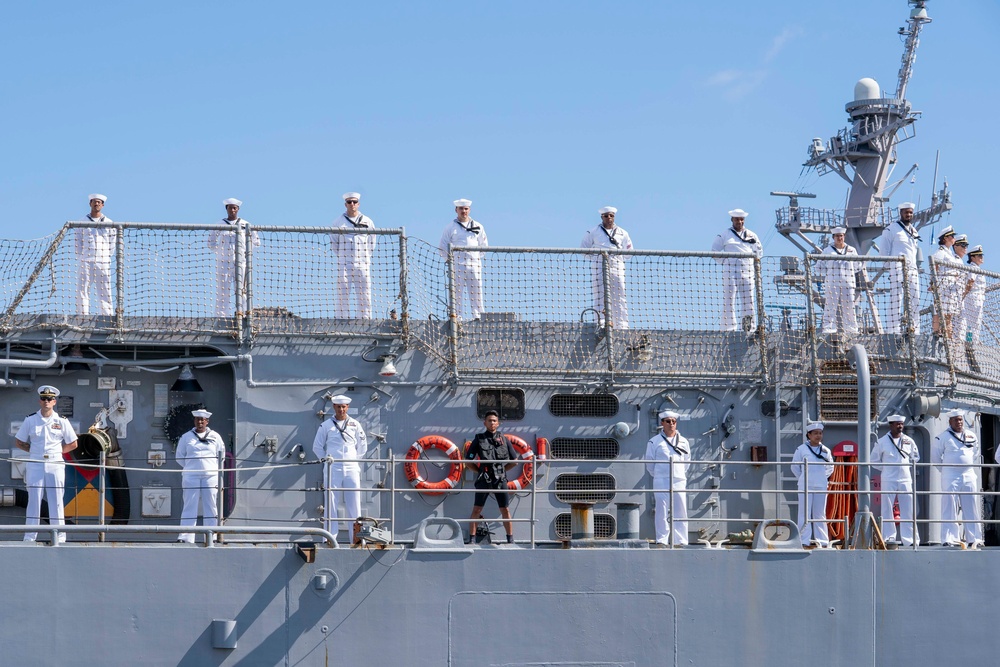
[[404, 435, 463, 495], [463, 434, 537, 490]]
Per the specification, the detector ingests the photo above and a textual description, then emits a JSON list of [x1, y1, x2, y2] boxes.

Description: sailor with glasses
[[332, 192, 376, 319], [439, 198, 488, 320], [711, 208, 763, 332], [14, 385, 78, 543], [791, 422, 834, 547], [581, 206, 634, 330], [644, 410, 690, 546], [932, 409, 982, 548]]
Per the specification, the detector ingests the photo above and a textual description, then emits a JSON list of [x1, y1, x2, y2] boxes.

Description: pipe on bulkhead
[[0, 340, 58, 369], [848, 344, 871, 513]]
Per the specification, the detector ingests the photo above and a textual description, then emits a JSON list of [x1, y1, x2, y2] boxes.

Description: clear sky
[[2, 0, 996, 257]]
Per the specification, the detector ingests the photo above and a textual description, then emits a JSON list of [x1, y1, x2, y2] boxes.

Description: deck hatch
[[554, 473, 616, 503], [550, 437, 619, 459], [554, 512, 616, 539], [548, 394, 619, 418]]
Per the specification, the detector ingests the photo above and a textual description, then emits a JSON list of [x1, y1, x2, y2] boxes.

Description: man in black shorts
[[466, 410, 518, 544]]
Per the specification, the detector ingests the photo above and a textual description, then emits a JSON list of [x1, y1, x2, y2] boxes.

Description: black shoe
[[506, 535, 514, 544]]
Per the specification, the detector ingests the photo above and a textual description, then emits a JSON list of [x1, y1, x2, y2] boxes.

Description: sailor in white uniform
[[75, 193, 115, 316], [312, 394, 368, 546], [14, 385, 78, 543], [711, 208, 763, 332], [932, 409, 982, 547], [333, 192, 376, 319], [878, 202, 922, 334], [644, 410, 690, 546], [928, 225, 959, 335], [438, 199, 488, 320], [871, 414, 920, 545], [176, 408, 226, 543], [790, 422, 834, 546], [209, 198, 261, 317], [945, 236, 971, 339], [958, 245, 986, 344], [581, 206, 634, 329], [819, 227, 862, 335]]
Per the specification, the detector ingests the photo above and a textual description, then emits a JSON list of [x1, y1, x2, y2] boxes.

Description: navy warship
[[1, 2, 997, 664]]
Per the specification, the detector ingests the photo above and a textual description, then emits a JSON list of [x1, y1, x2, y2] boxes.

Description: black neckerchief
[[730, 227, 757, 244], [455, 218, 481, 234], [87, 214, 106, 223], [949, 429, 973, 447], [660, 432, 688, 456], [192, 428, 215, 444], [343, 213, 370, 229], [222, 217, 241, 227], [896, 220, 922, 241], [601, 225, 621, 248], [332, 418, 352, 437], [807, 443, 829, 462], [889, 434, 908, 459], [831, 245, 847, 256]]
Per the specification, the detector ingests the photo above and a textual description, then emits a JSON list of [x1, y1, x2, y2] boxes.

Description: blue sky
[[2, 1, 997, 256]]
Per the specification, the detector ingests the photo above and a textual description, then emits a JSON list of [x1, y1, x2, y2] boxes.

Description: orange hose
[[825, 455, 858, 541]]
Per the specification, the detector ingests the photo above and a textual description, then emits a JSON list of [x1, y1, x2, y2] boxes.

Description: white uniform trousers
[[324, 467, 362, 544], [336, 262, 373, 319], [958, 297, 984, 343], [797, 485, 829, 546], [879, 479, 917, 545], [214, 261, 249, 317], [652, 478, 687, 546], [77, 261, 113, 316], [24, 461, 66, 542], [178, 473, 219, 543], [887, 266, 920, 334], [454, 262, 484, 320], [721, 270, 755, 331], [590, 264, 629, 329], [821, 282, 858, 334], [941, 474, 982, 545]]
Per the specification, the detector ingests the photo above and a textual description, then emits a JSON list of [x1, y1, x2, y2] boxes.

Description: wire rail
[[3, 453, 997, 550]]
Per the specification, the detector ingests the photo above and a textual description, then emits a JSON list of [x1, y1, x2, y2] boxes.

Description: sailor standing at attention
[[711, 208, 763, 332], [312, 395, 368, 546], [958, 244, 986, 345], [871, 414, 920, 545], [932, 410, 982, 548], [581, 206, 634, 329], [332, 192, 376, 319], [928, 225, 959, 336], [438, 199, 488, 320], [176, 409, 226, 544], [14, 385, 78, 543], [644, 410, 690, 546], [75, 193, 115, 317], [208, 198, 261, 317], [790, 422, 834, 547], [878, 202, 922, 335], [819, 227, 862, 335]]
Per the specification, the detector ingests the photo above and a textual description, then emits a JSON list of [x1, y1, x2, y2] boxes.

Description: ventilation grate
[[550, 438, 619, 459], [818, 360, 876, 422], [554, 513, 617, 539], [548, 394, 619, 418], [554, 473, 616, 504]]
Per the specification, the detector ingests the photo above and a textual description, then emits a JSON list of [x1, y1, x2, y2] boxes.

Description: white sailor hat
[[453, 199, 472, 207], [330, 394, 352, 405], [968, 244, 984, 257], [728, 208, 748, 218], [806, 421, 824, 432], [954, 234, 969, 245], [223, 198, 242, 207], [945, 409, 964, 420], [343, 192, 361, 201], [898, 202, 915, 211], [191, 409, 212, 419], [937, 225, 955, 239], [831, 227, 847, 235], [88, 194, 107, 203], [599, 206, 618, 215], [658, 410, 680, 420], [887, 414, 906, 423], [37, 385, 60, 398]]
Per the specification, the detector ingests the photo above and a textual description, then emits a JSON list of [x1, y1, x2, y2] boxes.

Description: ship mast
[[773, 0, 949, 255]]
